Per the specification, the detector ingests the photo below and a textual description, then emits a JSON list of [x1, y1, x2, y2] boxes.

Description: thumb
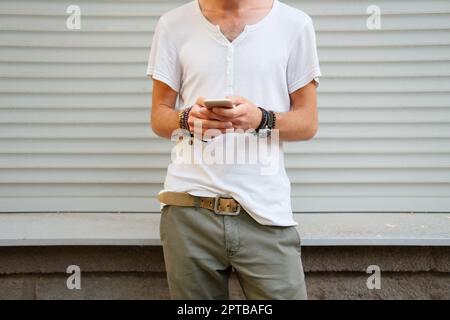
[[226, 95, 246, 106]]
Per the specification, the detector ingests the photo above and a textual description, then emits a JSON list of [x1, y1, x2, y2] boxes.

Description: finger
[[188, 117, 233, 130], [230, 117, 244, 126], [195, 120, 232, 130], [190, 104, 210, 119], [226, 95, 246, 106], [202, 119, 233, 129], [195, 96, 206, 108], [212, 106, 245, 119], [202, 128, 223, 138], [210, 107, 236, 118], [199, 107, 230, 121]]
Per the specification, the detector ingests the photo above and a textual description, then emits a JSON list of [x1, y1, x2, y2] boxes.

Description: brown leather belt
[[157, 191, 241, 215]]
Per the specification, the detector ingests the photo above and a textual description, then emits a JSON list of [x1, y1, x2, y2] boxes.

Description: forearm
[[151, 104, 180, 139], [151, 79, 181, 139], [274, 107, 318, 142]]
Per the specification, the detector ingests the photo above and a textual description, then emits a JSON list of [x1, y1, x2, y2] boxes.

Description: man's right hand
[[187, 97, 234, 135]]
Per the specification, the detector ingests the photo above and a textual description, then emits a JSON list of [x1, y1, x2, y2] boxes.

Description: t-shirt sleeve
[[287, 18, 322, 94], [146, 17, 181, 92]]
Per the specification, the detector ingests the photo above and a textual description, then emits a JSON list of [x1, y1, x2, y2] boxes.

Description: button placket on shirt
[[225, 45, 234, 96]]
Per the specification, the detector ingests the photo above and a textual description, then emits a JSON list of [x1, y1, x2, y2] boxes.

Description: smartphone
[[204, 98, 234, 109]]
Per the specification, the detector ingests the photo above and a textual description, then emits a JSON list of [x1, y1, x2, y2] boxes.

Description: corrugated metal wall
[[0, 0, 449, 213]]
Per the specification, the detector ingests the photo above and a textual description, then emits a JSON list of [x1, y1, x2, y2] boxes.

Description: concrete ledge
[[0, 246, 449, 274], [2, 271, 449, 300], [0, 212, 449, 246], [0, 246, 449, 299]]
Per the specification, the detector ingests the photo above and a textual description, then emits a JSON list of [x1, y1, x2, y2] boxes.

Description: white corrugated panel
[[0, 0, 449, 213]]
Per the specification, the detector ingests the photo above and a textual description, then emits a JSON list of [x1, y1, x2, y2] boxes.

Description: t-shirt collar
[[194, 0, 279, 43]]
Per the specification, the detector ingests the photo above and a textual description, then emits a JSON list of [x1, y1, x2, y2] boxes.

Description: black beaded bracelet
[[267, 110, 272, 129], [268, 110, 276, 130], [271, 111, 276, 130], [254, 107, 277, 137], [256, 107, 268, 133]]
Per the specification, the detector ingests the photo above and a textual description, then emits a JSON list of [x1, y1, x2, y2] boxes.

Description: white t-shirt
[[147, 0, 321, 226]]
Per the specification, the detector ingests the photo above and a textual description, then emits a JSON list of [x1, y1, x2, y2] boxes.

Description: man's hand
[[207, 96, 263, 131], [187, 97, 233, 135]]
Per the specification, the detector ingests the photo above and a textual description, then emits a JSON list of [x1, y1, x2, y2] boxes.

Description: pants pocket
[[159, 205, 171, 244], [290, 226, 302, 249]]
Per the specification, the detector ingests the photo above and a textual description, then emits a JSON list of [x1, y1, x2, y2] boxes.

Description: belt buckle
[[214, 195, 240, 216]]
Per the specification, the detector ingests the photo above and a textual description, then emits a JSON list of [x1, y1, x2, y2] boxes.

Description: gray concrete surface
[[1, 213, 449, 246], [0, 246, 449, 299]]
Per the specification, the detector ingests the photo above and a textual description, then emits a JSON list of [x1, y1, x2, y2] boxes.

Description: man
[[147, 0, 321, 299]]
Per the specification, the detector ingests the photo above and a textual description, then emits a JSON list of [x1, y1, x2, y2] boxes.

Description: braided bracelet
[[178, 109, 184, 129], [178, 106, 193, 130]]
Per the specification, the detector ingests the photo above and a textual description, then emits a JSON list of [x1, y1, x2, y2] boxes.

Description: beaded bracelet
[[183, 106, 192, 130], [267, 110, 275, 130], [270, 110, 276, 130], [255, 107, 277, 137], [178, 106, 211, 144], [255, 107, 268, 134], [178, 106, 193, 130]]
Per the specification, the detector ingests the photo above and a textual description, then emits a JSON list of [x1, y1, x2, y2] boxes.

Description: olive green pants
[[160, 204, 307, 300]]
